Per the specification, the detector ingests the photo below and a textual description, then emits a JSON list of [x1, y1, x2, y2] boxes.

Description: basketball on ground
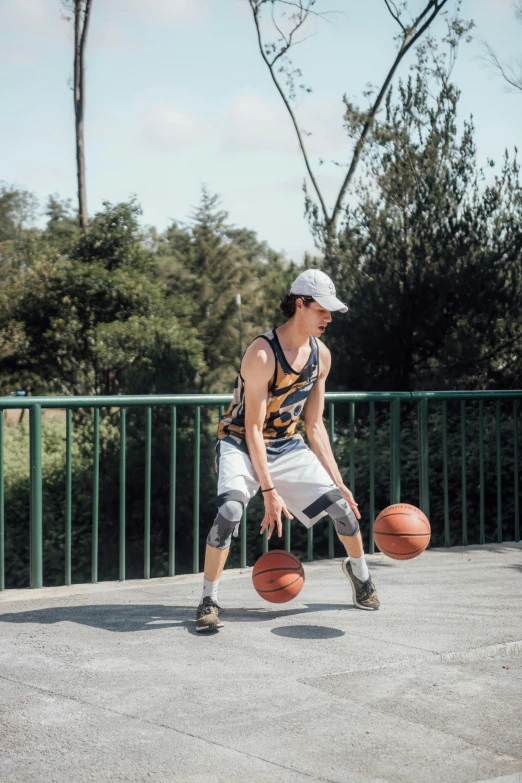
[[373, 503, 431, 560], [252, 550, 305, 603]]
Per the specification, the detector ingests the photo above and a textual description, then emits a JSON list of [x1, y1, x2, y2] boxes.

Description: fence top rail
[[1, 390, 521, 410]]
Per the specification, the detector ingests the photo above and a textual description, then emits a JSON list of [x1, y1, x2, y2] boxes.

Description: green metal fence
[[0, 391, 520, 590]]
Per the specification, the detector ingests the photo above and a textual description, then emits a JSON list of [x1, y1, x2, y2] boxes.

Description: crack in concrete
[[0, 672, 337, 783], [302, 640, 522, 680], [345, 697, 522, 767], [300, 640, 522, 768]]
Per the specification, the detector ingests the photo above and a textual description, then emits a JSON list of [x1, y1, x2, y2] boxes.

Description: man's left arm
[[304, 343, 360, 520]]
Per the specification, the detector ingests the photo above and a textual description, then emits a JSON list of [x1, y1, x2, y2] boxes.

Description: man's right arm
[[242, 339, 293, 539]]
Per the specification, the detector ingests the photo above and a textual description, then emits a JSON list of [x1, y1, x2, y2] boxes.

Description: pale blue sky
[[1, 0, 521, 261]]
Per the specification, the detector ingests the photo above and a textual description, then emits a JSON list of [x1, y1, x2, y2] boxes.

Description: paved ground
[[1, 543, 521, 783]]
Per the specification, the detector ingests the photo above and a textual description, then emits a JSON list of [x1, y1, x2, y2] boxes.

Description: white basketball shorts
[[216, 439, 343, 528]]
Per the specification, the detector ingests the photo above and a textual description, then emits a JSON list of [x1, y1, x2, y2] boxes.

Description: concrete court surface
[[0, 543, 521, 783]]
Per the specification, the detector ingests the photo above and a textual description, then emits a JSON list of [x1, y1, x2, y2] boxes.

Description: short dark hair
[[280, 294, 314, 319]]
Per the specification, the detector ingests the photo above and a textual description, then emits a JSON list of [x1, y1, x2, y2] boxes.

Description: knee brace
[[328, 498, 360, 537], [206, 490, 245, 549]]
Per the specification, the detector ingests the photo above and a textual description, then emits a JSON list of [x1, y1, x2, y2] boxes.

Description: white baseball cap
[[290, 268, 347, 313]]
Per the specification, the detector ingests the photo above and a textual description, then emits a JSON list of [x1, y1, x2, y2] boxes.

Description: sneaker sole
[[195, 622, 224, 632], [342, 559, 379, 611]]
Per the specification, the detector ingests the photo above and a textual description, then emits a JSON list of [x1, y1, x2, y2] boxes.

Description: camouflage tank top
[[217, 328, 319, 457]]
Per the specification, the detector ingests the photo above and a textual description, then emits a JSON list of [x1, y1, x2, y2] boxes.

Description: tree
[[158, 188, 296, 391], [322, 60, 522, 393], [0, 200, 205, 397], [484, 0, 522, 93], [45, 194, 79, 252], [61, 0, 93, 230], [0, 183, 38, 242], [247, 0, 473, 258]]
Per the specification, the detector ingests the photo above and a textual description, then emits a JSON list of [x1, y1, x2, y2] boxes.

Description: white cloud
[[221, 93, 349, 158], [141, 105, 205, 150], [0, 0, 209, 65], [221, 94, 298, 154], [0, 0, 70, 63]]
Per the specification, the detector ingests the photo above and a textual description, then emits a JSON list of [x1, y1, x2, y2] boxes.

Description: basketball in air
[[373, 503, 431, 560], [252, 550, 305, 603]]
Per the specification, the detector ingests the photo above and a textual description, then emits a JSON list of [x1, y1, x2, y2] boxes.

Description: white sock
[[349, 555, 369, 583], [202, 578, 219, 603]]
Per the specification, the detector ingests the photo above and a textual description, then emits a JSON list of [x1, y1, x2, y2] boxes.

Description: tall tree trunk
[[73, 0, 93, 231]]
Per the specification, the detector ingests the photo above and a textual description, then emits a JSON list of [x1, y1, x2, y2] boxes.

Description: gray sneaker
[[196, 597, 224, 632], [342, 558, 380, 611]]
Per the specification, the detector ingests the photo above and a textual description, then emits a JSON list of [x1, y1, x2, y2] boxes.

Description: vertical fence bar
[[284, 514, 291, 552], [240, 507, 247, 567], [91, 408, 100, 584], [0, 411, 4, 591], [169, 406, 177, 576], [307, 526, 313, 562], [65, 409, 72, 586], [369, 401, 375, 555], [390, 398, 401, 504], [479, 400, 485, 545], [193, 406, 201, 573], [119, 408, 126, 582], [418, 398, 430, 519], [496, 399, 502, 544], [514, 399, 520, 543], [328, 403, 335, 559], [144, 406, 152, 579], [29, 405, 43, 589], [349, 402, 355, 492], [460, 400, 468, 547], [442, 401, 450, 548]]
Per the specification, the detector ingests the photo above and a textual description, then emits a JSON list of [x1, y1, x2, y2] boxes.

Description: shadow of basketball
[[271, 624, 345, 639]]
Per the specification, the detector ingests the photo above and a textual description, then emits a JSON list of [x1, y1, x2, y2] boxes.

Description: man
[[196, 268, 379, 632]]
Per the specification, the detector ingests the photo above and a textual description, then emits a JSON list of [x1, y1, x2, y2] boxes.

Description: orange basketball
[[252, 550, 305, 603], [374, 503, 431, 560]]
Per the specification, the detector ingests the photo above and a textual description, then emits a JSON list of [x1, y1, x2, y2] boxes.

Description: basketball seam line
[[374, 532, 431, 537], [376, 544, 428, 557], [255, 575, 304, 593], [253, 566, 304, 577]]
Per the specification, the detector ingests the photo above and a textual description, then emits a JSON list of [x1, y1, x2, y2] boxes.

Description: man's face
[[297, 299, 332, 336]]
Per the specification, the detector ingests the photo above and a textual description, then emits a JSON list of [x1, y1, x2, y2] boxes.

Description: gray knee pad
[[328, 498, 360, 537], [207, 490, 245, 550]]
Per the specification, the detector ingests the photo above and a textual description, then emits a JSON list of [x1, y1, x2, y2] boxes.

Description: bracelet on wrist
[[261, 487, 275, 493]]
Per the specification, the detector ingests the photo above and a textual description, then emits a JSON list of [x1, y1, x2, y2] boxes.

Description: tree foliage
[[323, 63, 522, 392], [157, 188, 297, 391], [0, 200, 206, 396]]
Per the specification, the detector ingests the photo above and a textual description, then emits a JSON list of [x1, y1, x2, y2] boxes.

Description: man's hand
[[339, 484, 361, 520], [259, 489, 294, 539]]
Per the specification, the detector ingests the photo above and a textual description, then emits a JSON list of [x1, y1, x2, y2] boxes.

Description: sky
[[1, 0, 521, 262]]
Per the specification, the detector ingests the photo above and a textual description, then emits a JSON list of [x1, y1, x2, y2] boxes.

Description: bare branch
[[248, 0, 329, 221], [383, 0, 406, 32], [267, 1, 310, 68], [273, 0, 340, 21], [329, 0, 450, 236], [249, 0, 454, 254], [271, 1, 289, 50], [80, 0, 93, 62], [72, 0, 93, 230], [484, 41, 522, 93]]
